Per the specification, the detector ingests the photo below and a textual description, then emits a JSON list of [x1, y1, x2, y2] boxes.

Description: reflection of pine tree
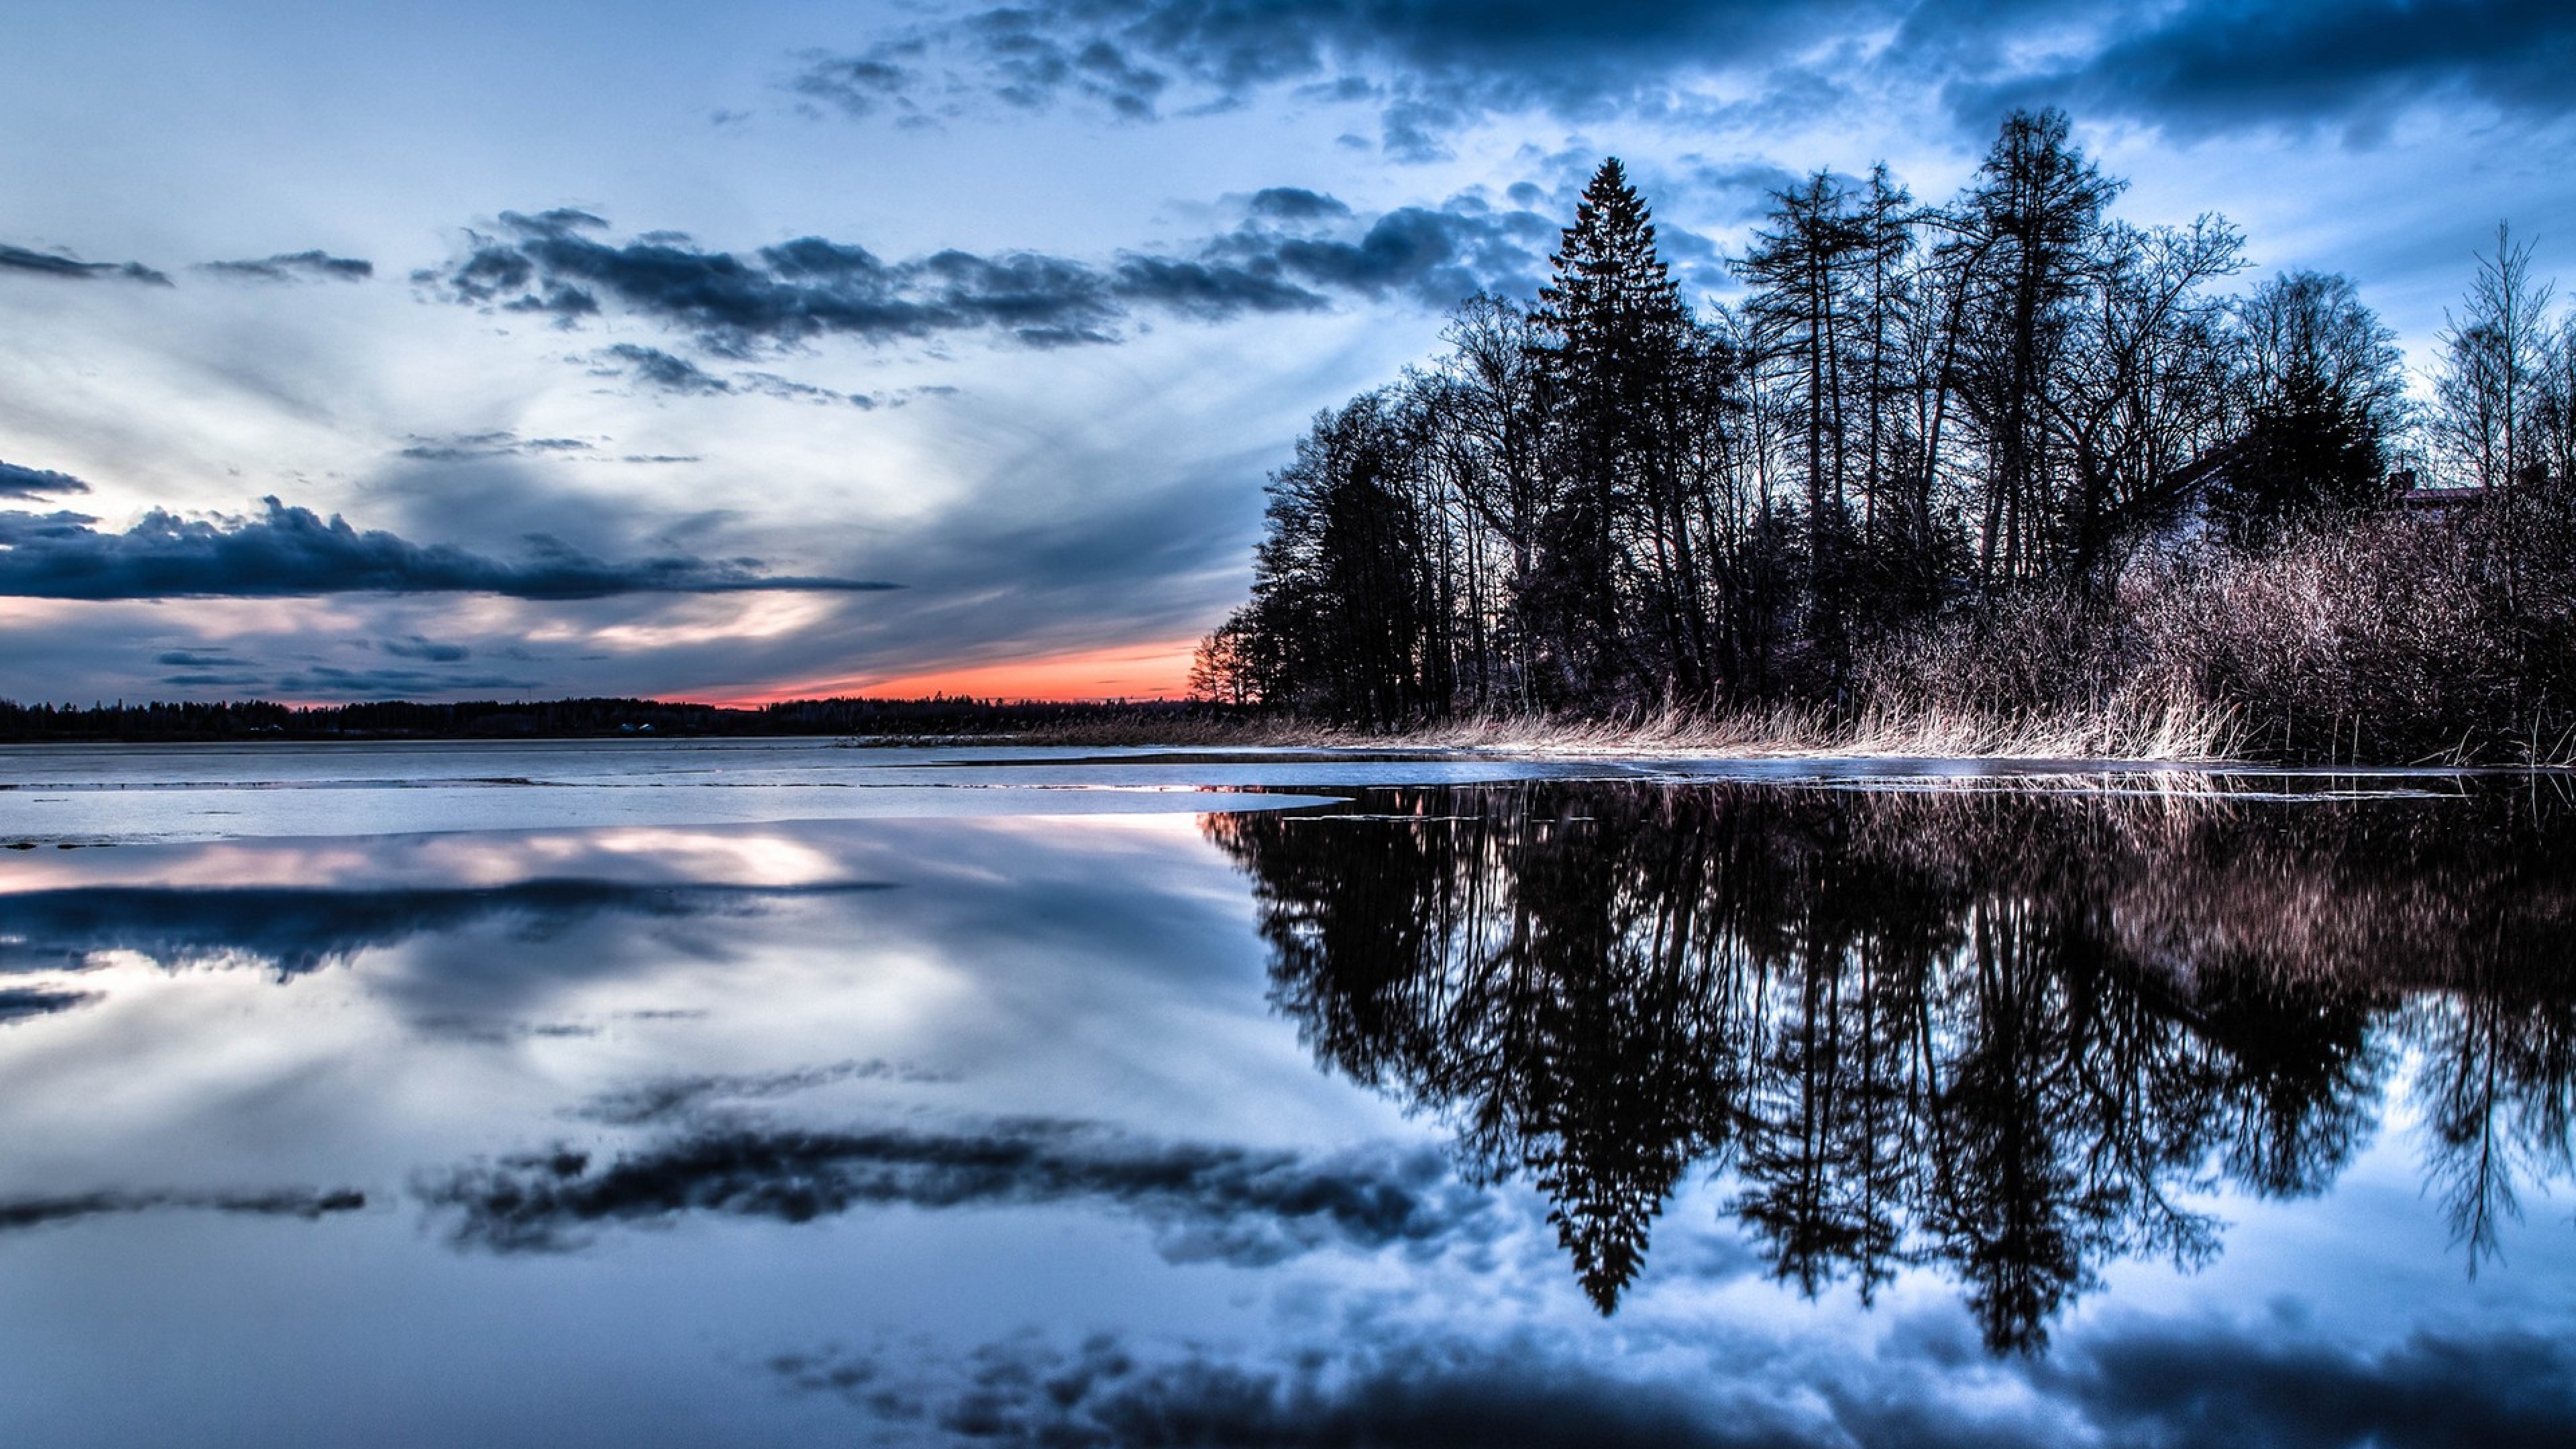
[[1205, 781, 2576, 1351]]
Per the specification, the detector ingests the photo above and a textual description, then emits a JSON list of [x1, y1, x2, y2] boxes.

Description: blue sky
[[3, 0, 2572, 704]]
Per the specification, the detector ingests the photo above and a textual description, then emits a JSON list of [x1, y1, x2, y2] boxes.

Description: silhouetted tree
[[2210, 272, 2407, 549]]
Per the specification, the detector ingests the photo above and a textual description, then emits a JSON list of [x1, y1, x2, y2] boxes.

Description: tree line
[[1193, 109, 2576, 755]]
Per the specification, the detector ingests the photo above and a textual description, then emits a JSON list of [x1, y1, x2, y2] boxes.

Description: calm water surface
[[1, 741, 2572, 1447]]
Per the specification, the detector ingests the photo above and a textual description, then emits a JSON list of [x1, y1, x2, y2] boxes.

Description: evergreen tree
[[1529, 158, 1697, 704], [2212, 270, 2405, 550]]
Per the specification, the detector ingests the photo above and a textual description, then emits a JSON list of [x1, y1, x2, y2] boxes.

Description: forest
[[1191, 109, 2576, 763]]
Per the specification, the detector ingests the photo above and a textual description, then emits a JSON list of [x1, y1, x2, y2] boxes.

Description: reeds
[[983, 689, 2241, 761]]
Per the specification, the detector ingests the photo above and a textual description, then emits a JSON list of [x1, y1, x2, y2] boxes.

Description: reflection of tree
[[1207, 780, 2576, 1354], [2408, 961, 2576, 1263]]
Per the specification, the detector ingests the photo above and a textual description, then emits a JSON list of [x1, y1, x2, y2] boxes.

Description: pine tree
[[1529, 158, 1695, 704]]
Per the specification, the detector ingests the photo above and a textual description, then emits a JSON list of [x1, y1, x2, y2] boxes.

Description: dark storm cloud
[[0, 241, 172, 285], [152, 649, 249, 667], [0, 1187, 366, 1232], [417, 1115, 1498, 1261], [1951, 1, 2576, 139], [423, 201, 1544, 352], [0, 880, 897, 979], [0, 498, 898, 600], [0, 460, 91, 499], [195, 250, 374, 282]]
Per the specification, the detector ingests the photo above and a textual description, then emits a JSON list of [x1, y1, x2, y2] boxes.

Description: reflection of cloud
[[0, 879, 896, 979], [2024, 1318, 2576, 1449], [767, 1328, 1809, 1449], [417, 1115, 1497, 1263], [763, 1311, 2576, 1449], [0, 1187, 364, 1232]]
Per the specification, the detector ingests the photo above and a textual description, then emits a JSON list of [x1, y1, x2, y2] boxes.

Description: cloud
[[1205, 203, 1557, 310], [195, 250, 374, 282], [0, 498, 899, 600], [0, 460, 91, 500], [0, 241, 172, 285], [396, 430, 596, 462], [1949, 1, 2576, 140], [0, 986, 101, 1024], [417, 1114, 1498, 1261], [786, 0, 2576, 158], [378, 635, 471, 662], [785, 1, 1894, 157], [1246, 186, 1354, 222], [266, 666, 547, 696], [595, 342, 732, 394], [0, 1187, 366, 1232], [590, 344, 873, 406], [422, 202, 1544, 354]]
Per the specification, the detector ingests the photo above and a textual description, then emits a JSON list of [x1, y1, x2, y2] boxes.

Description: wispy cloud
[[196, 250, 374, 282], [0, 240, 172, 285]]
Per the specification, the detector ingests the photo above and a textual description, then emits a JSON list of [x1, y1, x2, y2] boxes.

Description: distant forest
[[0, 696, 1238, 743], [1193, 108, 2576, 763]]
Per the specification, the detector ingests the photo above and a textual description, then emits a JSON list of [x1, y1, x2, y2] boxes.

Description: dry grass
[[985, 690, 2241, 761], [1392, 691, 2239, 761]]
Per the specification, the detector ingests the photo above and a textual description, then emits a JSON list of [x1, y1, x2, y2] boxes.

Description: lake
[[1, 740, 2571, 1447]]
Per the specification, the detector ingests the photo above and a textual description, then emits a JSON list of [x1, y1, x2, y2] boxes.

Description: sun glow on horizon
[[715, 637, 1201, 707]]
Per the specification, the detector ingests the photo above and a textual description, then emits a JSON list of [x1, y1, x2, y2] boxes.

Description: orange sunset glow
[[732, 638, 1201, 706]]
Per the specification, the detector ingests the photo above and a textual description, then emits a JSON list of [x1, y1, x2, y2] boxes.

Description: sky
[[3, 0, 2572, 706]]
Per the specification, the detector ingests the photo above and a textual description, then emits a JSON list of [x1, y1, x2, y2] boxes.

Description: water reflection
[[1206, 780, 2576, 1352], [0, 879, 894, 980]]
